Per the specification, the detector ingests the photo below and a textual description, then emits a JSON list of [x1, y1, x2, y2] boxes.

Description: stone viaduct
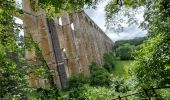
[[22, 0, 113, 89]]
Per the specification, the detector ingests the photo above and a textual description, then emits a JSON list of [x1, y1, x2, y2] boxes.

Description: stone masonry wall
[[23, 0, 113, 89]]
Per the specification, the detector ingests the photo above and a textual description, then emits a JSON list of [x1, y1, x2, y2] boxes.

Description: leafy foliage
[[112, 60, 132, 79], [79, 84, 115, 100], [2, 0, 170, 99], [29, 0, 102, 17], [27, 87, 59, 100], [133, 34, 170, 88], [116, 43, 134, 60], [0, 0, 59, 98], [131, 0, 170, 89], [105, 0, 170, 98], [67, 74, 88, 89], [105, 0, 146, 21], [64, 84, 115, 100], [89, 62, 111, 87], [25, 34, 52, 79], [62, 73, 114, 100], [65, 61, 115, 99], [105, 0, 120, 19], [62, 74, 87, 99], [111, 77, 130, 93], [25, 33, 60, 99], [0, 0, 28, 98], [103, 52, 115, 72]]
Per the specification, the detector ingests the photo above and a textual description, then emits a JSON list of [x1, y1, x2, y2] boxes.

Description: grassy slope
[[112, 60, 133, 79]]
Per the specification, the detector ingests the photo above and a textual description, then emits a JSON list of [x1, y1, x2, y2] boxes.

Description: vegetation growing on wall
[[25, 33, 60, 99], [25, 34, 51, 79]]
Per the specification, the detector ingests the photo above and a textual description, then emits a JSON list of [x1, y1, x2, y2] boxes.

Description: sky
[[85, 1, 147, 41], [15, 0, 147, 41]]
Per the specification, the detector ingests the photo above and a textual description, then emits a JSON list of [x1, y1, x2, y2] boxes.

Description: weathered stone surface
[[23, 0, 113, 89], [23, 0, 62, 89]]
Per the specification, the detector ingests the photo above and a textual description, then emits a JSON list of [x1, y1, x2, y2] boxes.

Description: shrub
[[66, 74, 88, 99], [68, 86, 86, 99], [67, 84, 115, 100], [67, 74, 88, 90], [116, 44, 134, 60], [111, 77, 130, 93], [103, 52, 115, 72], [89, 62, 111, 87], [80, 85, 114, 100], [27, 87, 59, 100], [64, 62, 113, 99]]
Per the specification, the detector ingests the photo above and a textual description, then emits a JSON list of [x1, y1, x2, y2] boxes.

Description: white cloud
[[14, 17, 23, 24], [14, 17, 24, 36], [106, 25, 147, 41], [15, 0, 22, 8], [85, 1, 109, 31], [85, 2, 147, 41]]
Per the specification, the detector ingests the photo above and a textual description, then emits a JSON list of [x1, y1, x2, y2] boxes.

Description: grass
[[112, 60, 133, 79]]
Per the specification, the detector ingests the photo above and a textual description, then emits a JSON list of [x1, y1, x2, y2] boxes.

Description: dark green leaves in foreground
[[30, 0, 102, 17], [0, 0, 27, 98]]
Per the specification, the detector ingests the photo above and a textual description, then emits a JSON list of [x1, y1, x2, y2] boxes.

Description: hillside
[[113, 37, 146, 60]]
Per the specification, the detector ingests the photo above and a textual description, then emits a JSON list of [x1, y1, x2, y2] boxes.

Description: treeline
[[113, 37, 146, 60]]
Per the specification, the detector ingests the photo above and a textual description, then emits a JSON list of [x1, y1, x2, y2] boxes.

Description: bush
[[68, 86, 87, 99], [27, 87, 59, 100], [103, 52, 115, 72], [66, 74, 88, 99], [112, 78, 130, 93], [80, 85, 114, 100], [89, 62, 111, 87], [67, 74, 87, 90], [66, 84, 115, 100], [63, 62, 114, 99], [116, 44, 134, 60]]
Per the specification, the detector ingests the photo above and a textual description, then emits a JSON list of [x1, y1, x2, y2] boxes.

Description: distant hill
[[113, 37, 146, 60], [113, 37, 146, 48]]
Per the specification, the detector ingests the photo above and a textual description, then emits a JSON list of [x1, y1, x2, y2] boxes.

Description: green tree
[[132, 0, 170, 88], [115, 43, 134, 60], [28, 0, 102, 17], [0, 0, 28, 98], [105, 0, 170, 98], [103, 52, 115, 72]]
